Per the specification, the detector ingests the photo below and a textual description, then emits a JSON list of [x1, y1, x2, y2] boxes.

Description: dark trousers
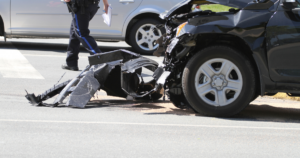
[[66, 3, 102, 67]]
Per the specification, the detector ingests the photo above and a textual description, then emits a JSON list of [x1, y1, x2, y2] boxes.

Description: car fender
[[188, 23, 271, 95], [188, 10, 273, 51], [185, 10, 276, 95], [0, 0, 11, 36], [122, 5, 166, 37]]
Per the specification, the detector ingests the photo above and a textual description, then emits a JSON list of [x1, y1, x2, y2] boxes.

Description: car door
[[11, 0, 71, 37], [90, 0, 143, 39], [266, 0, 300, 83]]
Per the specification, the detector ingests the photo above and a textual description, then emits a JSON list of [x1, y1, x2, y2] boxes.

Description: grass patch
[[201, 4, 234, 12], [272, 93, 300, 101]]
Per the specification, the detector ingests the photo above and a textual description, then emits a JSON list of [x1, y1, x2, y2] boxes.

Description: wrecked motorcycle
[[26, 49, 165, 108]]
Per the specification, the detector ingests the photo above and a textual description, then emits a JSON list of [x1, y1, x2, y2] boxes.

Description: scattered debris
[[26, 50, 166, 108]]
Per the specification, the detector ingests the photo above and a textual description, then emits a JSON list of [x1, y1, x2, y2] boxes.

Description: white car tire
[[182, 46, 257, 117], [129, 18, 164, 55]]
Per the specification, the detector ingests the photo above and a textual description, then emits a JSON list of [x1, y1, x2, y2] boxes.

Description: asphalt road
[[1, 38, 300, 158]]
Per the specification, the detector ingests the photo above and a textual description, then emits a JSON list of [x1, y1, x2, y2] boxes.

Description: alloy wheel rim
[[135, 24, 162, 51], [194, 58, 243, 107]]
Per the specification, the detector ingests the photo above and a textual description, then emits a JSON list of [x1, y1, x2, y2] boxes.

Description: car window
[[196, 4, 237, 12]]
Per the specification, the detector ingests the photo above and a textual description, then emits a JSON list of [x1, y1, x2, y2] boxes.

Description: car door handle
[[120, 0, 134, 3]]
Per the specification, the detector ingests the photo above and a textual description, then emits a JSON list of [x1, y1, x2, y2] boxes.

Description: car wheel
[[168, 93, 198, 112], [129, 18, 164, 55], [182, 46, 257, 117], [251, 93, 260, 102], [125, 39, 131, 46]]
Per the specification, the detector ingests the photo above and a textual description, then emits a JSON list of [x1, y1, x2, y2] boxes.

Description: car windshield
[[200, 4, 237, 12], [206, 0, 251, 9]]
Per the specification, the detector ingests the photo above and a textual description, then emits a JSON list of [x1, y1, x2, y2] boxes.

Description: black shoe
[[61, 64, 79, 71]]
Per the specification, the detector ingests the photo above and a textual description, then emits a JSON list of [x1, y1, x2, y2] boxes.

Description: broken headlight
[[176, 22, 195, 37]]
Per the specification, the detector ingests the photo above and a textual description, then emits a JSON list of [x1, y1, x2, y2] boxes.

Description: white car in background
[[0, 0, 183, 54]]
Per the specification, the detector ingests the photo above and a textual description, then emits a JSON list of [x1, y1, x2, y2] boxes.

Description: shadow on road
[[88, 99, 300, 123], [233, 104, 300, 123], [88, 99, 196, 115]]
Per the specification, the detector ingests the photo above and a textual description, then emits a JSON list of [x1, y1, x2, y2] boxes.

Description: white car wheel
[[195, 58, 243, 107], [135, 24, 162, 51], [182, 46, 257, 117], [129, 18, 164, 55]]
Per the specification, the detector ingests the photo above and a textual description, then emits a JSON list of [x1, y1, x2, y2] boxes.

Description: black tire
[[129, 18, 165, 55], [251, 93, 260, 102], [168, 93, 198, 112], [125, 39, 131, 46], [182, 46, 257, 117]]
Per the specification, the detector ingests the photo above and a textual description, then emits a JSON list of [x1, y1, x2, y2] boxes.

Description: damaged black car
[[26, 0, 300, 117]]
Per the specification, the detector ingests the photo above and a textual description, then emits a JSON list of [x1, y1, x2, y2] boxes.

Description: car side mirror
[[281, 0, 299, 10]]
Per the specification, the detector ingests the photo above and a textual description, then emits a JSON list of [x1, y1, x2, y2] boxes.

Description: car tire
[[182, 46, 257, 117], [129, 18, 164, 55], [125, 39, 131, 47], [251, 93, 260, 102], [168, 93, 198, 112]]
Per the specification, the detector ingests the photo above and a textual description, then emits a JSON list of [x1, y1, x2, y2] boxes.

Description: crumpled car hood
[[163, 0, 271, 19], [207, 0, 252, 8], [163, 0, 192, 19]]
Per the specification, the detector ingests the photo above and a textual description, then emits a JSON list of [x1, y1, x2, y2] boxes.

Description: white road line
[[0, 119, 300, 131], [0, 48, 44, 79]]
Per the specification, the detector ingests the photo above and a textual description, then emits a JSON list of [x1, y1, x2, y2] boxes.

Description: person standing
[[62, 0, 109, 71]]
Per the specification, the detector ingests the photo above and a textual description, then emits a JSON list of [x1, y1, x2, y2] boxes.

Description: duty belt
[[68, 0, 100, 14], [87, 0, 100, 4]]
